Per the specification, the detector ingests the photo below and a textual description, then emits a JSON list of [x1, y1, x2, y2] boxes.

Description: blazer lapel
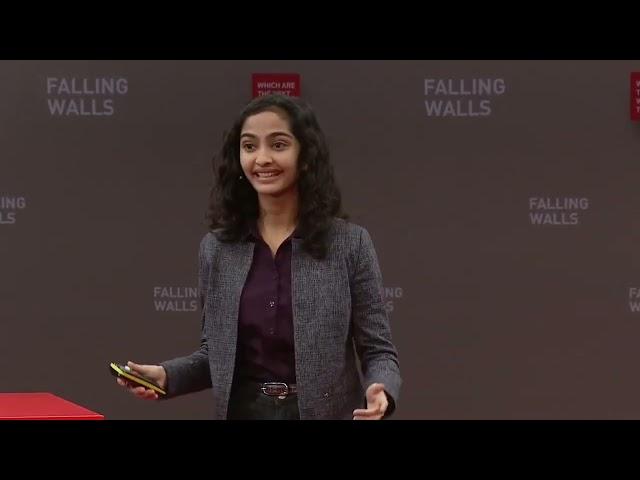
[[208, 240, 254, 379], [291, 239, 323, 391]]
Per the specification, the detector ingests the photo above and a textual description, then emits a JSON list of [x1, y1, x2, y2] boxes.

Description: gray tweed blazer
[[161, 218, 401, 419]]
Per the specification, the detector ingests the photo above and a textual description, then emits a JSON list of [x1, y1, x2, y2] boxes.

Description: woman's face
[[239, 108, 301, 199]]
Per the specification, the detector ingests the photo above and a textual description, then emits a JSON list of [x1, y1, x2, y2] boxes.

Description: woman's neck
[[257, 191, 299, 237]]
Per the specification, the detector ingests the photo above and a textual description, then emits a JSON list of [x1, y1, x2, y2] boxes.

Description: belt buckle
[[262, 382, 289, 399]]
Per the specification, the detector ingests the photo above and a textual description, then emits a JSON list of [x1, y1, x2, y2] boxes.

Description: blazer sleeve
[[350, 227, 402, 415], [159, 233, 214, 398]]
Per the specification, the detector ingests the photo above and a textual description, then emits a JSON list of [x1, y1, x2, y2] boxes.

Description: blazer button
[[323, 392, 329, 398], [269, 301, 275, 308]]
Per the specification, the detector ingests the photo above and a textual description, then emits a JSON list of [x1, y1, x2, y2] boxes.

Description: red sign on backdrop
[[252, 73, 300, 98], [632, 72, 640, 121]]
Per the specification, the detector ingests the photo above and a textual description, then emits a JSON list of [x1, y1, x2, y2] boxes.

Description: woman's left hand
[[353, 383, 388, 420]]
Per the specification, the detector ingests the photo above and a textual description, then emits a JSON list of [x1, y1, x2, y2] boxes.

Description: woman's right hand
[[116, 361, 167, 400]]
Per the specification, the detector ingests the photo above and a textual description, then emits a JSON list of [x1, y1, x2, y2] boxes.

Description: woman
[[117, 94, 401, 420]]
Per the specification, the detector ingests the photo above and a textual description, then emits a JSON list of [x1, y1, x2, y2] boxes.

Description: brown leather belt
[[260, 382, 297, 397]]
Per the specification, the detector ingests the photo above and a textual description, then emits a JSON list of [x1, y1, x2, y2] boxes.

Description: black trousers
[[227, 380, 300, 420]]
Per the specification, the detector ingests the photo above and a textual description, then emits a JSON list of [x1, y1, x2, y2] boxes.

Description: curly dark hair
[[206, 94, 346, 259]]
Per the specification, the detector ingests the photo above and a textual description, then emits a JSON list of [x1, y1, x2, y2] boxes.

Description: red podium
[[0, 393, 104, 420]]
